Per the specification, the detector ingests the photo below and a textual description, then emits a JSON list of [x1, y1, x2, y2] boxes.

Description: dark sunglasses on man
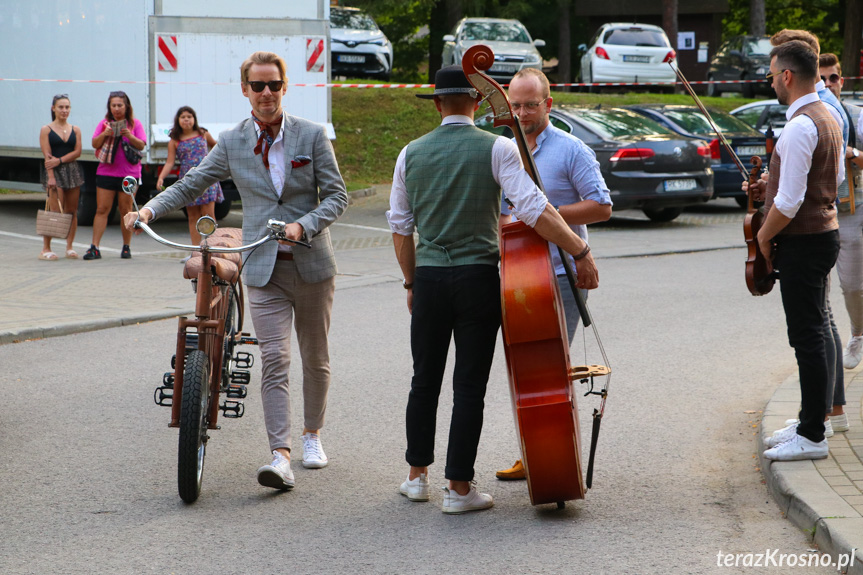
[[821, 74, 841, 84], [246, 81, 284, 93]]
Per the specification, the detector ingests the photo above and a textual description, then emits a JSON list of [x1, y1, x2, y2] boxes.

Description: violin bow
[[671, 63, 750, 180], [464, 45, 612, 489]]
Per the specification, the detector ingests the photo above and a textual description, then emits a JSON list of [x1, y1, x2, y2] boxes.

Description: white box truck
[[0, 0, 333, 224]]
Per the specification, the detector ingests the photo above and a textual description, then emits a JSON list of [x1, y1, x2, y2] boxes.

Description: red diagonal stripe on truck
[[158, 36, 177, 70]]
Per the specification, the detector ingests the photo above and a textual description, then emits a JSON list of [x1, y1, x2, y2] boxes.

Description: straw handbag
[[36, 196, 73, 239]]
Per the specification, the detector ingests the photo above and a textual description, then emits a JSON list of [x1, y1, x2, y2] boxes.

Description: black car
[[706, 35, 772, 98], [476, 106, 714, 222], [626, 104, 766, 206]]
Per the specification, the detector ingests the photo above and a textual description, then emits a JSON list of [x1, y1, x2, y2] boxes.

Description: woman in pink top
[[84, 91, 146, 260]]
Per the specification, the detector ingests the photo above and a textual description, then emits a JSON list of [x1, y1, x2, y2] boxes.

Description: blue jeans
[[405, 265, 501, 481], [557, 275, 587, 345]]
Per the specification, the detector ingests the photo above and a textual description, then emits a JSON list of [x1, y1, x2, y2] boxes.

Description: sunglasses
[[821, 73, 841, 84], [109, 90, 127, 98], [246, 80, 284, 93], [765, 68, 794, 80]]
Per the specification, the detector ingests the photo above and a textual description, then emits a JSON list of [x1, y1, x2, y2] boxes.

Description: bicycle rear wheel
[[178, 349, 210, 503]]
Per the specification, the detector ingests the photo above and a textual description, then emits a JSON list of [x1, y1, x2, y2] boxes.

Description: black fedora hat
[[416, 65, 479, 99]]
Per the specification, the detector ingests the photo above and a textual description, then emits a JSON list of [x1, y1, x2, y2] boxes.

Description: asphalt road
[[0, 194, 847, 574]]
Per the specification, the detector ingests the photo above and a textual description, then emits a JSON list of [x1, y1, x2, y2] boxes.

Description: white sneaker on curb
[[257, 450, 295, 490], [399, 473, 430, 502], [300, 432, 328, 469], [763, 434, 829, 461], [844, 335, 863, 369], [830, 413, 850, 432], [782, 418, 833, 438], [441, 484, 494, 514], [765, 423, 798, 448]]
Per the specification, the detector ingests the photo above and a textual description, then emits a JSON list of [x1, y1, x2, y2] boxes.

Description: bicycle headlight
[[196, 216, 217, 238]]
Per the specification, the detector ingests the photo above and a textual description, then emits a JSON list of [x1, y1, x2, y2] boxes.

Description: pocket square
[[291, 155, 311, 169]]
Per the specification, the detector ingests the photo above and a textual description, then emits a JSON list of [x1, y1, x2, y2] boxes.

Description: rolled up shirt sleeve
[[772, 118, 816, 219], [386, 146, 415, 236], [492, 137, 547, 227]]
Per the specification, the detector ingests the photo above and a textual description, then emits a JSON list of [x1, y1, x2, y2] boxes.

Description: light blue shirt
[[502, 124, 612, 275], [817, 81, 849, 148]]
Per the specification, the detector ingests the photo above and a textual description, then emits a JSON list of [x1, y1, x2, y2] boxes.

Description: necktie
[[252, 113, 283, 169]]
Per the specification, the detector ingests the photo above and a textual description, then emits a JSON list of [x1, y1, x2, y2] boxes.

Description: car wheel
[[586, 69, 598, 94], [741, 74, 755, 98], [643, 207, 683, 222], [706, 75, 721, 97], [734, 195, 748, 209]]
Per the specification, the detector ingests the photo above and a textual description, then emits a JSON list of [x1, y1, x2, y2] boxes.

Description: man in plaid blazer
[[126, 51, 348, 491]]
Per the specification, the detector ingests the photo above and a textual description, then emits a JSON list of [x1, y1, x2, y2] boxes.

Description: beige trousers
[[247, 259, 335, 453]]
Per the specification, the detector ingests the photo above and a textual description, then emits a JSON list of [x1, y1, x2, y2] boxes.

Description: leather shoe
[[496, 459, 526, 481]]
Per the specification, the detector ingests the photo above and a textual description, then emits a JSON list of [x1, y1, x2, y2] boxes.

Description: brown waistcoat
[[764, 100, 841, 235]]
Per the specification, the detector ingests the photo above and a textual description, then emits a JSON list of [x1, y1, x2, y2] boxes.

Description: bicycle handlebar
[[121, 176, 312, 252]]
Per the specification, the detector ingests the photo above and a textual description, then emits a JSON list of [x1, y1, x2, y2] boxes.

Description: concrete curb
[[759, 372, 863, 572]]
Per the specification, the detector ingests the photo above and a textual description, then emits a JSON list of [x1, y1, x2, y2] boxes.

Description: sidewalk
[[759, 367, 863, 573]]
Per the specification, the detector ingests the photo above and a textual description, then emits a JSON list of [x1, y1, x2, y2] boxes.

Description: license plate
[[623, 55, 651, 63], [489, 63, 517, 73], [337, 54, 365, 63], [664, 179, 697, 191], [737, 145, 766, 156]]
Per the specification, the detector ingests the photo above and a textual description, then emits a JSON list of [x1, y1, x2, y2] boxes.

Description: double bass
[[462, 46, 611, 508]]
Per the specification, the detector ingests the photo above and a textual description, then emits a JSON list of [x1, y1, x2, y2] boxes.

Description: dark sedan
[[626, 104, 766, 207], [477, 106, 714, 222], [706, 35, 772, 98]]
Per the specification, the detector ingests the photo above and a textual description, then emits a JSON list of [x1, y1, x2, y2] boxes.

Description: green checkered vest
[[405, 124, 501, 267]]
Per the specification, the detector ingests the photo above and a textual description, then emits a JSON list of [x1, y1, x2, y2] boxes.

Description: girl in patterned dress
[[157, 106, 223, 260]]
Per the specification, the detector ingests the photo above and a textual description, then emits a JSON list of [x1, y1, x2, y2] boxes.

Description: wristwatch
[[852, 148, 860, 159], [403, 279, 414, 290]]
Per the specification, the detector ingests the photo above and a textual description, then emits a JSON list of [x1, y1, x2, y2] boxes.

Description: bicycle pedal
[[230, 370, 251, 385], [226, 384, 247, 399], [184, 333, 199, 351], [238, 335, 258, 346], [162, 372, 175, 388], [154, 386, 173, 407], [233, 351, 254, 369], [220, 400, 244, 418]]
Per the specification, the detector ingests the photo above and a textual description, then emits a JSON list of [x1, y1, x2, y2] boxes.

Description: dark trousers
[[774, 230, 840, 443], [405, 264, 501, 481]]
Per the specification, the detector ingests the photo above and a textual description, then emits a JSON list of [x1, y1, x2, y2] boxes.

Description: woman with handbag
[[84, 90, 146, 260], [38, 94, 84, 260], [156, 106, 223, 263]]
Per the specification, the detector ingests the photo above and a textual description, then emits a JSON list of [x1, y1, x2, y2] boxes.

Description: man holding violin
[[495, 68, 612, 481], [748, 41, 843, 461], [386, 65, 599, 513]]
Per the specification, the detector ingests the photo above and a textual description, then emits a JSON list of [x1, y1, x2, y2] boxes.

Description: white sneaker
[[399, 473, 430, 502], [300, 432, 328, 469], [763, 434, 829, 461], [830, 413, 850, 432], [257, 450, 295, 490], [441, 484, 494, 514], [765, 423, 798, 448], [844, 335, 863, 369], [782, 418, 833, 438]]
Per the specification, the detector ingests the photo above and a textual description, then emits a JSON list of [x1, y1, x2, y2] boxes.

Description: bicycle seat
[[183, 228, 244, 283]]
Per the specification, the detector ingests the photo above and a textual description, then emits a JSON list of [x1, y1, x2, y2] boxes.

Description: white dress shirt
[[773, 92, 844, 219], [252, 115, 287, 195], [387, 115, 548, 235]]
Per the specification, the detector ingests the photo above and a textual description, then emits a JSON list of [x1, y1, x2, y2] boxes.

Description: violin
[[462, 46, 611, 508], [743, 156, 777, 295]]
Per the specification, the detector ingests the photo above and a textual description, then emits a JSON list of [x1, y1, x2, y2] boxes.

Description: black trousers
[[774, 230, 840, 443], [405, 264, 501, 481]]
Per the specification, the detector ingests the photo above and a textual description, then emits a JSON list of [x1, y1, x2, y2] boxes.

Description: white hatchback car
[[579, 23, 677, 88], [330, 6, 393, 80]]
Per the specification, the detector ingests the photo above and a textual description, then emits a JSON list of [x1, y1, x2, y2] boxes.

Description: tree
[[843, 0, 862, 88], [662, 0, 679, 53], [750, 0, 766, 36]]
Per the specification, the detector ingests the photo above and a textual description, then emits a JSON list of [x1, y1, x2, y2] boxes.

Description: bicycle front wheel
[[178, 349, 210, 503]]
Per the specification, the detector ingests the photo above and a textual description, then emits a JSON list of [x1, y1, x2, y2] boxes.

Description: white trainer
[[764, 423, 798, 448], [441, 484, 494, 514], [257, 450, 295, 490], [300, 432, 328, 469], [399, 473, 430, 502], [830, 413, 850, 432], [782, 418, 833, 438], [763, 434, 828, 461], [844, 335, 863, 369]]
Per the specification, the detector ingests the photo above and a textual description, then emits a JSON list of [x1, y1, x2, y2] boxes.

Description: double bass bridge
[[570, 365, 611, 397]]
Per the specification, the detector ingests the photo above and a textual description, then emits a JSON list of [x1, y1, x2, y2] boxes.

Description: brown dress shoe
[[495, 459, 526, 480]]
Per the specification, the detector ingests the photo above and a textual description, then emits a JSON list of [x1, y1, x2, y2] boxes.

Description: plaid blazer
[[146, 115, 348, 287]]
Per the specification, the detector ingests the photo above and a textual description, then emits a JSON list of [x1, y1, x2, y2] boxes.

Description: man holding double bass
[[748, 41, 843, 461], [386, 65, 598, 514]]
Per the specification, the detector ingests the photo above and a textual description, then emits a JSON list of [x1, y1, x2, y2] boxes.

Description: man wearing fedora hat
[[386, 65, 600, 513]]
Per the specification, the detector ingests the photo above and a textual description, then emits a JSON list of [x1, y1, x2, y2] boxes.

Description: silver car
[[442, 17, 545, 83], [330, 6, 393, 80]]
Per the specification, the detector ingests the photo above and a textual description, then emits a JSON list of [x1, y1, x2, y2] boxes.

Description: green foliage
[[722, 0, 843, 57]]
